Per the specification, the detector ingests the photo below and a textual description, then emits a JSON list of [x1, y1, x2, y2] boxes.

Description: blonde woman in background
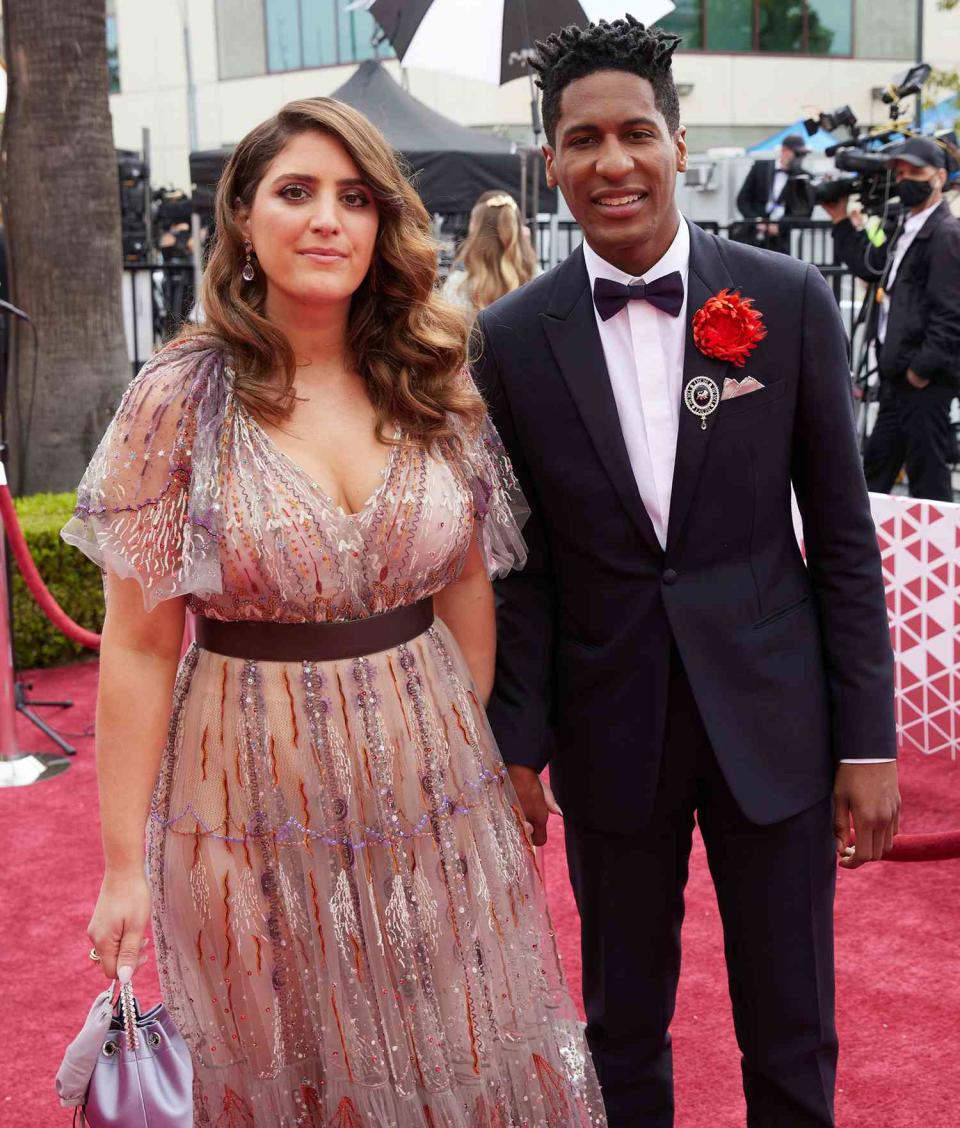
[[443, 191, 539, 320]]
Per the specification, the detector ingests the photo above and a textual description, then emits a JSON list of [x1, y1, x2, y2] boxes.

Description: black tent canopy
[[189, 60, 553, 217], [333, 59, 510, 155]]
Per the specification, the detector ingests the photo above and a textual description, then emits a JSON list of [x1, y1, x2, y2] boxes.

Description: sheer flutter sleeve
[[457, 376, 530, 579], [61, 344, 226, 611]]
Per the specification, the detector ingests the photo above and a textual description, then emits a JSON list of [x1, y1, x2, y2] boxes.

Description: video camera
[[153, 188, 194, 230], [804, 63, 957, 213], [117, 151, 197, 263]]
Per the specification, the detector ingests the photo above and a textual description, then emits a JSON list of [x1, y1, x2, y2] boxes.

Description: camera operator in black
[[826, 137, 960, 502], [736, 133, 816, 252]]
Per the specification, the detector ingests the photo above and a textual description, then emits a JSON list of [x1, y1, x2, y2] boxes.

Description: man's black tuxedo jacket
[[737, 159, 777, 219], [473, 220, 896, 834], [736, 159, 815, 221]]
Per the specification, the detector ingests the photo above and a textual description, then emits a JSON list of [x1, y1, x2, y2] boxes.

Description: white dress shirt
[[583, 216, 689, 551], [582, 218, 892, 766], [878, 199, 940, 344], [767, 167, 788, 220]]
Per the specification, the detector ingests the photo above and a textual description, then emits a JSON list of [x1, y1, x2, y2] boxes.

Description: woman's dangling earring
[[241, 240, 256, 282]]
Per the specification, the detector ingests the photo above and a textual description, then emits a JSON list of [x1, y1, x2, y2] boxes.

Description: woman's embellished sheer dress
[[63, 344, 607, 1128]]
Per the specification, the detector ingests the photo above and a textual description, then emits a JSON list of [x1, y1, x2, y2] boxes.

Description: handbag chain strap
[[119, 979, 139, 1051]]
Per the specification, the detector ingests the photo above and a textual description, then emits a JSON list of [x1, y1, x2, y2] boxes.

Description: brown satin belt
[[196, 598, 435, 662]]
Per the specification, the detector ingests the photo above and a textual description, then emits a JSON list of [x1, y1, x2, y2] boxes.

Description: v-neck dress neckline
[[240, 399, 402, 520]]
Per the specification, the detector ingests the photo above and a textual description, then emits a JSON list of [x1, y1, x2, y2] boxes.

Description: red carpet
[[1, 660, 957, 1127]]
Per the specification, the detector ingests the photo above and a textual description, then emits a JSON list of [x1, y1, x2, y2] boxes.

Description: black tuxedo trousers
[[565, 646, 837, 1127], [474, 223, 895, 1126]]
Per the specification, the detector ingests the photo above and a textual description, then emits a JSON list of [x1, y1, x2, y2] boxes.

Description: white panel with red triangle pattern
[[870, 493, 960, 760]]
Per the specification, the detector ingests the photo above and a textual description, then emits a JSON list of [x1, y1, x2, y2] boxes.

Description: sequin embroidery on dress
[[62, 342, 607, 1128]]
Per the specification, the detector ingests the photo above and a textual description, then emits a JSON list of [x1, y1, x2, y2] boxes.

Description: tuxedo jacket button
[[662, 568, 678, 585]]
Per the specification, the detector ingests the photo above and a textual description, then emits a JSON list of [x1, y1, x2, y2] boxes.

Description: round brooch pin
[[684, 376, 720, 430]]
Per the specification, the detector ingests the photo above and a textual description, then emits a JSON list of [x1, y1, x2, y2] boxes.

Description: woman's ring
[[89, 948, 102, 963]]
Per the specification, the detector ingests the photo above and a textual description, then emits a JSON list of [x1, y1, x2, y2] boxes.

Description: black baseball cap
[[886, 136, 946, 170], [781, 133, 810, 156]]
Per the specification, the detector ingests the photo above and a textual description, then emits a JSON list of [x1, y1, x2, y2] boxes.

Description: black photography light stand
[[0, 300, 76, 786], [849, 280, 881, 453], [13, 674, 77, 756], [0, 459, 73, 786]]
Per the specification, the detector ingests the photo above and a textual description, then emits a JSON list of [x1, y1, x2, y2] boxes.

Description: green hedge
[[11, 492, 104, 669]]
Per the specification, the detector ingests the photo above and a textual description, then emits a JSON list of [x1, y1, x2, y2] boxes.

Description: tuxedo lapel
[[540, 248, 663, 556], [666, 223, 734, 555]]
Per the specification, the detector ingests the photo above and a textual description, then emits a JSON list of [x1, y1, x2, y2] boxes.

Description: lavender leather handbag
[[57, 979, 193, 1127]]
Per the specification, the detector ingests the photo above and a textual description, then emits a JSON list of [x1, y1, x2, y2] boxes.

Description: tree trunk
[[1, 0, 130, 495]]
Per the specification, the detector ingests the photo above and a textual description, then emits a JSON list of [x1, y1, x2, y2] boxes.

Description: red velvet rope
[[0, 484, 101, 650], [884, 832, 960, 863]]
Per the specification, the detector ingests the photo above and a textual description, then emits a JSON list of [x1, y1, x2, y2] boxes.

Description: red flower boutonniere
[[692, 289, 767, 368]]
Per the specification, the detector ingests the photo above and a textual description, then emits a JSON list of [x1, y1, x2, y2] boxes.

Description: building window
[[266, 0, 303, 71], [756, 1, 804, 53], [658, 0, 855, 57], [707, 0, 752, 52], [661, 0, 703, 50], [302, 0, 339, 68], [106, 0, 120, 92], [336, 1, 381, 63], [216, 0, 394, 79], [806, 1, 852, 56]]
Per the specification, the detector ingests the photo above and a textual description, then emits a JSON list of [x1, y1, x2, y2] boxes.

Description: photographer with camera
[[826, 137, 960, 502], [736, 133, 816, 253]]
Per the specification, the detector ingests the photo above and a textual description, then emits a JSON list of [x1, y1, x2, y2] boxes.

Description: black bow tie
[[593, 271, 685, 321]]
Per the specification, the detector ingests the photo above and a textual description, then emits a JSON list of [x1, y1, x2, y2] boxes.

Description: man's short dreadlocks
[[531, 16, 682, 147]]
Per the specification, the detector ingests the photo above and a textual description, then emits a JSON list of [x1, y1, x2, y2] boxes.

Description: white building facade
[[106, 0, 960, 189]]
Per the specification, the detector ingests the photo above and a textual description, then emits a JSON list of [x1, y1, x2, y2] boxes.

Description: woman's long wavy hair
[[181, 98, 481, 450], [455, 191, 537, 312]]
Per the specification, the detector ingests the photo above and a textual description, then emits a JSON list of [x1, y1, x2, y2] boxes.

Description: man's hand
[[507, 764, 562, 847], [833, 762, 901, 869], [822, 198, 849, 224], [906, 368, 931, 389]]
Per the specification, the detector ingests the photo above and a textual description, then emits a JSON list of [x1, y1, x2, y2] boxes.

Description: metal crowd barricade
[[123, 221, 862, 367], [121, 261, 197, 377], [531, 217, 862, 339]]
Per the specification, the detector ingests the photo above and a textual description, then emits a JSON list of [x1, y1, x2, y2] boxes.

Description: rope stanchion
[[0, 468, 72, 786], [884, 832, 960, 863], [0, 483, 100, 650]]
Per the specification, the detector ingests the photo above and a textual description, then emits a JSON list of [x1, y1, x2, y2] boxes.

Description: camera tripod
[[849, 279, 882, 453]]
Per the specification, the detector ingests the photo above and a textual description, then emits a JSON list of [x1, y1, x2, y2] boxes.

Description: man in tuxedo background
[[472, 17, 900, 1128], [736, 132, 816, 252]]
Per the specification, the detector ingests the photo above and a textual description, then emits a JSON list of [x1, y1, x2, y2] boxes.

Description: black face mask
[[898, 176, 936, 209]]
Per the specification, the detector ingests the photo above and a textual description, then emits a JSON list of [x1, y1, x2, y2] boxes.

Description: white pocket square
[[721, 376, 765, 401]]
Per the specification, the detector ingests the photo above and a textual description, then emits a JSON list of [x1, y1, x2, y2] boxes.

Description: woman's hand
[[88, 868, 153, 982]]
